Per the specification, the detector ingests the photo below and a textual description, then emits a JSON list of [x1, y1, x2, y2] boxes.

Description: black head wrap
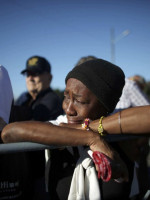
[[65, 59, 125, 113]]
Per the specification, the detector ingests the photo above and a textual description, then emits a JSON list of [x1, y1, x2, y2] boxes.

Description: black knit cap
[[65, 59, 125, 113]]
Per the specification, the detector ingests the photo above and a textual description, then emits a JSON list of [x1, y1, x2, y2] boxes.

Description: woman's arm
[[60, 105, 150, 135], [1, 120, 128, 180], [89, 105, 150, 135], [1, 120, 128, 181], [1, 121, 112, 156]]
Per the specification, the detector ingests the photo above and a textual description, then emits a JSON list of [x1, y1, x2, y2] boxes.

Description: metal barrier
[[0, 142, 62, 154], [0, 134, 141, 154]]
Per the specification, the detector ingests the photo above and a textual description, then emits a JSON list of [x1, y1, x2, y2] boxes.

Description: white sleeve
[[0, 65, 14, 123], [129, 81, 150, 106], [115, 79, 150, 111]]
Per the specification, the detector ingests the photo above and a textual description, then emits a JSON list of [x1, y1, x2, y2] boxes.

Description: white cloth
[[45, 115, 72, 192], [46, 116, 101, 199], [68, 149, 101, 200], [49, 114, 68, 125], [0, 65, 13, 123], [46, 115, 68, 162]]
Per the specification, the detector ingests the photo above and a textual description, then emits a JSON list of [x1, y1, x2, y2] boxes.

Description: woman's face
[[62, 78, 107, 124]]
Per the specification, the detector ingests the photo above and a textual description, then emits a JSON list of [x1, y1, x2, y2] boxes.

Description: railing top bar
[[0, 142, 61, 154], [0, 135, 142, 154]]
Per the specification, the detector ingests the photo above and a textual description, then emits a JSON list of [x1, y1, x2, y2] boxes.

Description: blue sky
[[0, 0, 150, 99]]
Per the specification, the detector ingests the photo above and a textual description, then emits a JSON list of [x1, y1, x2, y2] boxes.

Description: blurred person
[[75, 55, 97, 66], [129, 75, 146, 91], [129, 75, 150, 200], [113, 75, 150, 199], [1, 59, 136, 200], [0, 65, 35, 200], [114, 76, 150, 112], [14, 55, 63, 121], [11, 56, 63, 199]]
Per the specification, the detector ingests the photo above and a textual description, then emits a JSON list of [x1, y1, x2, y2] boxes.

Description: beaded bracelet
[[98, 116, 105, 136], [82, 118, 91, 130], [92, 151, 112, 182]]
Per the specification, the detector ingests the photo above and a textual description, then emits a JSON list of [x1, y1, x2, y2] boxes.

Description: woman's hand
[[89, 133, 129, 182], [60, 123, 128, 182]]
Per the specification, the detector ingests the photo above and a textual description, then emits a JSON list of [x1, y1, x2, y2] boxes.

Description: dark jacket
[[12, 87, 63, 122]]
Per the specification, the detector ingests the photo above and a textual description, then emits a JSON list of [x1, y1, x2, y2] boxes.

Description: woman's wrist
[[89, 119, 100, 132], [89, 131, 115, 159], [89, 118, 107, 135]]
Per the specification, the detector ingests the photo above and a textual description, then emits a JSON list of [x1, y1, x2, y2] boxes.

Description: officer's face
[[26, 72, 52, 95]]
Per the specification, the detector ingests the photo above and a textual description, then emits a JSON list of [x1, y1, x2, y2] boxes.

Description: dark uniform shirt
[[9, 87, 63, 199], [15, 87, 63, 121]]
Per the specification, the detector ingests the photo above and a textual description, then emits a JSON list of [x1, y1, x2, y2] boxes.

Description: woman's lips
[[67, 119, 83, 124]]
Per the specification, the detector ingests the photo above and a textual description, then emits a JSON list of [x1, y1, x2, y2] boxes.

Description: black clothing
[[13, 87, 63, 122], [13, 87, 63, 179], [9, 87, 63, 199], [101, 143, 134, 200], [0, 152, 34, 200], [48, 143, 134, 200]]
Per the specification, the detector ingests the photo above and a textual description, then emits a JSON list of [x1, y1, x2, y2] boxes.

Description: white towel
[[68, 149, 101, 200]]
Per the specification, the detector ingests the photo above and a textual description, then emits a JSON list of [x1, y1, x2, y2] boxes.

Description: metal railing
[[0, 134, 142, 154]]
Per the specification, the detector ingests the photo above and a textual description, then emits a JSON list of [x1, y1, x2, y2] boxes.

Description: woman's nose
[[65, 101, 77, 116]]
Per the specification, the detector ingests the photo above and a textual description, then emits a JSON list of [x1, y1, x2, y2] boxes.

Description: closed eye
[[75, 98, 87, 104]]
